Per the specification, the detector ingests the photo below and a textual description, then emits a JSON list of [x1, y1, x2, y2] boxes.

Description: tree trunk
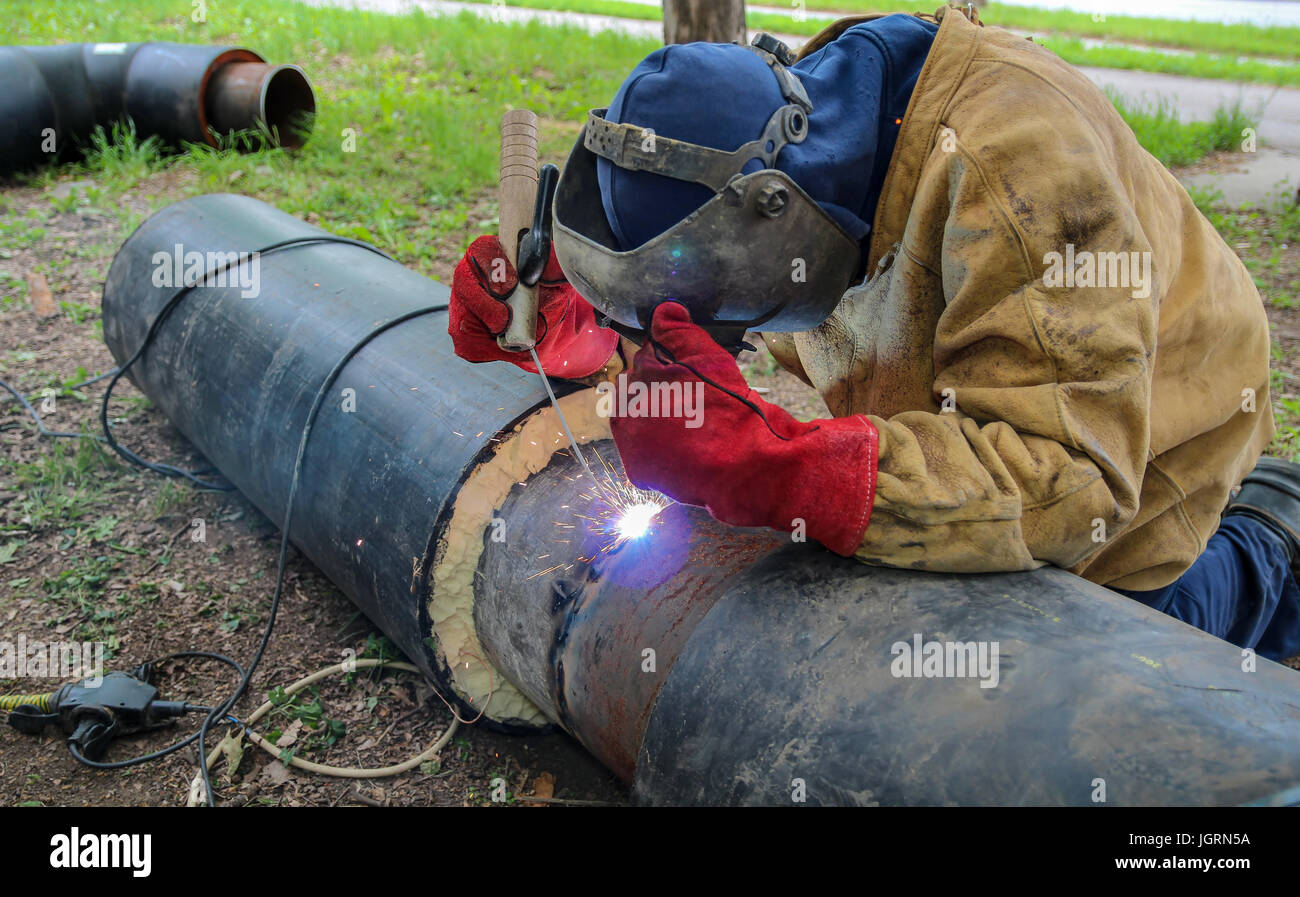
[[663, 0, 747, 45]]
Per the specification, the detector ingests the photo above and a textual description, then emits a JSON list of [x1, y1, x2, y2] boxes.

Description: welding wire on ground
[[0, 368, 121, 440], [186, 659, 459, 805]]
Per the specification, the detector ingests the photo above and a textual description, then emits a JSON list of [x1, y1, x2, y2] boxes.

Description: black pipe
[[479, 448, 1300, 805], [101, 193, 554, 732], [0, 43, 314, 174], [103, 195, 1300, 805]]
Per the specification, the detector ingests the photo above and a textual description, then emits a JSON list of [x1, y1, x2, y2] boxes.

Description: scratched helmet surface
[[553, 34, 863, 336]]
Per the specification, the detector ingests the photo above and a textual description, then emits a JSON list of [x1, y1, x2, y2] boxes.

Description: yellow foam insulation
[[427, 387, 610, 727]]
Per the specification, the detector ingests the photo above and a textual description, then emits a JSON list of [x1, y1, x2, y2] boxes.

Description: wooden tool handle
[[498, 109, 540, 352]]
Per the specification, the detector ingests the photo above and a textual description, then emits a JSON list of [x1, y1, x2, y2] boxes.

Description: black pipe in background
[[0, 42, 315, 174]]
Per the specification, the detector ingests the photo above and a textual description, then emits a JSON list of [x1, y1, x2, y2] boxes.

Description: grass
[[1, 0, 1294, 499], [0, 0, 1273, 273], [793, 0, 1300, 61], [1189, 183, 1300, 461], [10, 434, 122, 529], [1036, 35, 1300, 87], [450, 0, 1300, 85], [7, 0, 659, 277], [1108, 92, 1259, 168]]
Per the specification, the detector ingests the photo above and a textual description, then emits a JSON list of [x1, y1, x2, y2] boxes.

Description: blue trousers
[[1116, 515, 1300, 662]]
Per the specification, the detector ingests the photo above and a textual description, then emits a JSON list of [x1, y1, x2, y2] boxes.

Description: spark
[[570, 446, 673, 552], [521, 447, 674, 587], [525, 563, 565, 582]]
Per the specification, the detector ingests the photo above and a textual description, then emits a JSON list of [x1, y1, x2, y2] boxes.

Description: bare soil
[[0, 172, 625, 807]]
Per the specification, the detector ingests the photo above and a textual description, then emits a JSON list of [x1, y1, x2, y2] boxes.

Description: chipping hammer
[[497, 109, 559, 352], [496, 110, 600, 487]]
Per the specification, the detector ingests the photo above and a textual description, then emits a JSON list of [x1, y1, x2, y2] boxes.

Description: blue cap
[[596, 15, 938, 252]]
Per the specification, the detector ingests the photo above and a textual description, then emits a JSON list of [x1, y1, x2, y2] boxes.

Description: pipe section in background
[[0, 42, 315, 174], [102, 195, 1300, 805]]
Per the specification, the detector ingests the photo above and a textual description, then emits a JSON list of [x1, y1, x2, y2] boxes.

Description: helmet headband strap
[[584, 103, 809, 194]]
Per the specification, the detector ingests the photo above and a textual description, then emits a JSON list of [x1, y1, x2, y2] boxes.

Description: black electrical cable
[[61, 650, 245, 770], [193, 299, 448, 806], [0, 368, 121, 440], [13, 232, 447, 804], [98, 234, 397, 490]]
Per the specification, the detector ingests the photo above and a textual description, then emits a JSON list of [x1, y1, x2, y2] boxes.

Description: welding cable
[[10, 234, 450, 801], [187, 659, 460, 804], [193, 297, 450, 807], [0, 691, 57, 712], [98, 235, 397, 490], [645, 325, 797, 442], [0, 368, 121, 440], [57, 651, 246, 771]]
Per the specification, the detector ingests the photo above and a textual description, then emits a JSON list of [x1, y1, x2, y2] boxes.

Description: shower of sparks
[[521, 449, 674, 582], [571, 447, 673, 557]]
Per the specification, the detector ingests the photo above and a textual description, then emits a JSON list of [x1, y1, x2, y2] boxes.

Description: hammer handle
[[497, 110, 540, 352]]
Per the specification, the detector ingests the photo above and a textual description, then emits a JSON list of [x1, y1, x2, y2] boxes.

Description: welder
[[450, 6, 1300, 661]]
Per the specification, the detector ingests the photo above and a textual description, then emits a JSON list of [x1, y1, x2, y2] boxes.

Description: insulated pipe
[[0, 42, 315, 174], [103, 195, 1300, 805], [101, 193, 553, 733]]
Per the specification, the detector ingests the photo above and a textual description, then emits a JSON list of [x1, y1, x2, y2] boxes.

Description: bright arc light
[[616, 501, 662, 540]]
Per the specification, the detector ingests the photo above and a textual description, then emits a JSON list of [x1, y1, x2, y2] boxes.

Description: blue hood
[[597, 14, 938, 253]]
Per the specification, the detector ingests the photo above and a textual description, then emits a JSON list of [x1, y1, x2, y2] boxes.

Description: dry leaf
[[277, 718, 303, 749], [525, 772, 555, 807], [28, 273, 56, 318], [260, 760, 292, 786], [217, 730, 246, 784]]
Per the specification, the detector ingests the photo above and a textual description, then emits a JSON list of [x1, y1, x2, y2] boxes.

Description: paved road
[[993, 0, 1300, 28], [1079, 66, 1299, 203]]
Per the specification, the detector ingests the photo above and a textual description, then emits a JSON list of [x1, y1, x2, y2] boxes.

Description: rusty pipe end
[[205, 60, 316, 150]]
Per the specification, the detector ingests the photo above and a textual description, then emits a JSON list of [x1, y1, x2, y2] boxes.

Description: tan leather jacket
[[764, 7, 1274, 590]]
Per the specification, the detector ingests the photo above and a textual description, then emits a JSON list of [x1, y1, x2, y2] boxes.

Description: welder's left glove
[[449, 235, 619, 378], [611, 303, 879, 557]]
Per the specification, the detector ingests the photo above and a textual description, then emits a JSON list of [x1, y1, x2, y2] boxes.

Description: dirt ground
[[0, 173, 626, 807], [1, 158, 1297, 806]]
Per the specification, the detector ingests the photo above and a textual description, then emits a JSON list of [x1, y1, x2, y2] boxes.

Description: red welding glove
[[610, 302, 879, 557], [449, 235, 619, 378]]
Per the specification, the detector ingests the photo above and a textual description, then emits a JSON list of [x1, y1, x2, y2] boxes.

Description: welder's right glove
[[449, 235, 619, 378], [611, 302, 879, 557]]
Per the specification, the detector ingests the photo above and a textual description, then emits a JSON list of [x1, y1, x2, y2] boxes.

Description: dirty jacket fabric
[[763, 7, 1274, 591]]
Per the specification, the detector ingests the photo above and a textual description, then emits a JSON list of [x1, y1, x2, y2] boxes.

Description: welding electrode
[[495, 111, 602, 494]]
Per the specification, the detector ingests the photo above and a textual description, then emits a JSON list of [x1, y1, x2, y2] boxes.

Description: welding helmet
[[552, 34, 863, 337]]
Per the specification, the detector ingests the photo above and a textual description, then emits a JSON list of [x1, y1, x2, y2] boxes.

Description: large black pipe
[[101, 193, 553, 732], [481, 449, 1300, 805], [103, 195, 1300, 805], [0, 42, 315, 173]]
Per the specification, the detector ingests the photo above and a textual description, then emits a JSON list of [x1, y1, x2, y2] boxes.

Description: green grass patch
[[4, 0, 1266, 270], [1037, 35, 1300, 86], [793, 1, 1300, 61], [8, 0, 659, 275], [451, 0, 1300, 84], [10, 431, 123, 528], [1108, 92, 1259, 167], [1193, 185, 1300, 462]]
